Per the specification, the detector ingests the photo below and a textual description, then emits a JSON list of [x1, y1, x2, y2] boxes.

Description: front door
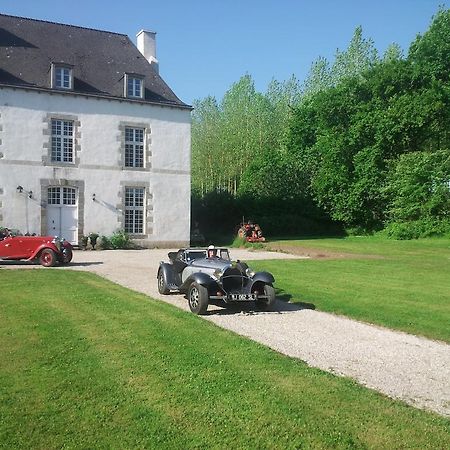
[[46, 187, 78, 244]]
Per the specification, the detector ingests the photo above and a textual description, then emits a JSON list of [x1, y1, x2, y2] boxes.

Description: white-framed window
[[47, 187, 77, 205], [125, 127, 145, 167], [51, 119, 74, 163], [52, 65, 73, 90], [126, 74, 144, 98], [124, 187, 145, 234]]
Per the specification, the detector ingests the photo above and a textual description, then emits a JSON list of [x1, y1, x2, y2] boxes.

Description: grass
[[1, 270, 449, 448], [250, 236, 450, 342]]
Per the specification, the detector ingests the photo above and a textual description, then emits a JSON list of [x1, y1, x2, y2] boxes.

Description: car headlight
[[245, 267, 255, 278], [213, 268, 224, 280], [52, 237, 62, 251]]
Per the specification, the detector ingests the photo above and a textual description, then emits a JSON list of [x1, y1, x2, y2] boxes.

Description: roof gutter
[[0, 83, 193, 111]]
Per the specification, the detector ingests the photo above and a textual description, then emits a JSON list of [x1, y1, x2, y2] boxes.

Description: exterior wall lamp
[[16, 186, 33, 199]]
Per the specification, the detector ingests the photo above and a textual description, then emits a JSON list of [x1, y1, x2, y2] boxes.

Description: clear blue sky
[[2, 1, 448, 105]]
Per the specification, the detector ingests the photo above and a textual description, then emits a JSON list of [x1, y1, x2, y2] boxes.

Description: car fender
[[28, 243, 60, 260], [158, 263, 177, 286], [180, 272, 219, 293], [251, 271, 275, 285]]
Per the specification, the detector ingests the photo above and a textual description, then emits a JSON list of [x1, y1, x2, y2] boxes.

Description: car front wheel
[[255, 284, 276, 311], [158, 271, 170, 294], [39, 248, 57, 267], [188, 282, 209, 315], [61, 248, 73, 264]]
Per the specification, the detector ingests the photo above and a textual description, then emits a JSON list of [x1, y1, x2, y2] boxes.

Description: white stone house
[[0, 14, 191, 247]]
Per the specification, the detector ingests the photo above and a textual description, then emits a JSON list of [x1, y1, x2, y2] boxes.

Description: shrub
[[109, 230, 131, 249], [231, 235, 247, 248], [99, 235, 112, 250], [384, 150, 450, 239], [89, 232, 99, 250], [191, 191, 342, 241], [384, 218, 450, 240], [80, 235, 89, 250]]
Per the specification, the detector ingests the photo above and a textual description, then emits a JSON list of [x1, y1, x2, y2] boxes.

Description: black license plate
[[229, 293, 257, 301]]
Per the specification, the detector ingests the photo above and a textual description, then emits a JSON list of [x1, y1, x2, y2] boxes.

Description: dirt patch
[[265, 243, 383, 260]]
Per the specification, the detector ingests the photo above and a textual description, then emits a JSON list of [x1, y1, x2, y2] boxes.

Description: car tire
[[188, 282, 209, 315], [39, 248, 57, 267], [256, 284, 276, 311], [157, 271, 170, 295], [61, 248, 73, 264]]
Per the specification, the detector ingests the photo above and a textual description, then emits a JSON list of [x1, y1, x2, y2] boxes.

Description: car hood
[[2, 235, 54, 241], [189, 258, 232, 271]]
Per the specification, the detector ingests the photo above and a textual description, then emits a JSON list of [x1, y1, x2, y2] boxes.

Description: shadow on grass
[[0, 261, 103, 268], [66, 262, 104, 267]]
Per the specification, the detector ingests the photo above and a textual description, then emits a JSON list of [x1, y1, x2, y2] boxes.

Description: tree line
[[192, 8, 449, 239]]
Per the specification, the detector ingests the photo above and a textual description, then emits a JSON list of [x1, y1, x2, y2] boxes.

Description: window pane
[[47, 187, 60, 205], [52, 136, 62, 161], [127, 76, 143, 98], [63, 69, 70, 88], [135, 129, 144, 142], [55, 67, 71, 89], [56, 69, 62, 87], [51, 119, 74, 163], [124, 187, 145, 234], [127, 78, 134, 96], [124, 127, 144, 168], [134, 79, 141, 97], [63, 187, 76, 205]]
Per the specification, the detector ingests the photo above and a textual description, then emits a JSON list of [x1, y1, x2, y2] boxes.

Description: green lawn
[[1, 270, 449, 449], [251, 237, 450, 342]]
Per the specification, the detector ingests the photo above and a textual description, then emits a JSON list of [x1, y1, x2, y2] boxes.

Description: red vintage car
[[0, 230, 73, 267]]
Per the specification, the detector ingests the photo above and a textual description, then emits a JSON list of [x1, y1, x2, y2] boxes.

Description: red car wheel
[[39, 248, 57, 267]]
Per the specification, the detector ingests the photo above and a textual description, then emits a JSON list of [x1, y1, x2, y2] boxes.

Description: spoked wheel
[[255, 284, 276, 311], [188, 282, 209, 315], [39, 248, 57, 267], [158, 271, 170, 294]]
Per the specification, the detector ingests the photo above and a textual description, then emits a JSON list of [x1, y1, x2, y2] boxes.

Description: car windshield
[[219, 249, 230, 260], [185, 250, 207, 262]]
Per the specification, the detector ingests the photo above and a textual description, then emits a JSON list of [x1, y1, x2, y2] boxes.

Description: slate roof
[[0, 14, 190, 109]]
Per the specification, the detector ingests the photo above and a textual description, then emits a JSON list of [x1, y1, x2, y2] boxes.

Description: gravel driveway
[[3, 248, 449, 417]]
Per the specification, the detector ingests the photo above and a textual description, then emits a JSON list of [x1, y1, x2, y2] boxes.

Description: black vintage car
[[157, 247, 276, 314]]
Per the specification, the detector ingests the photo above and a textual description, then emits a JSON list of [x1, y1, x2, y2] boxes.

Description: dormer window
[[52, 64, 73, 90], [125, 74, 144, 98]]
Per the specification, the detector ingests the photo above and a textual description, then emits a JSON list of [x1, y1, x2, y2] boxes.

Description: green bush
[[230, 235, 247, 248], [345, 226, 375, 236], [384, 150, 450, 238], [89, 232, 99, 250], [109, 230, 131, 249], [99, 235, 112, 250], [80, 235, 89, 250], [384, 218, 450, 240], [191, 191, 342, 241]]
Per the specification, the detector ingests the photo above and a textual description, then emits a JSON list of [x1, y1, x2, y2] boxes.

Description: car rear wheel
[[255, 284, 276, 311], [188, 282, 209, 315], [39, 248, 57, 267], [158, 271, 170, 294]]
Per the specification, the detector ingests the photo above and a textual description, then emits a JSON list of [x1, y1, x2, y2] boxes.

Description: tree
[[302, 56, 331, 97], [191, 96, 221, 194], [330, 26, 379, 83], [384, 150, 450, 238], [408, 7, 450, 83]]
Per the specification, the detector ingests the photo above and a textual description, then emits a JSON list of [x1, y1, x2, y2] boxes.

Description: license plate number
[[229, 293, 256, 301]]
